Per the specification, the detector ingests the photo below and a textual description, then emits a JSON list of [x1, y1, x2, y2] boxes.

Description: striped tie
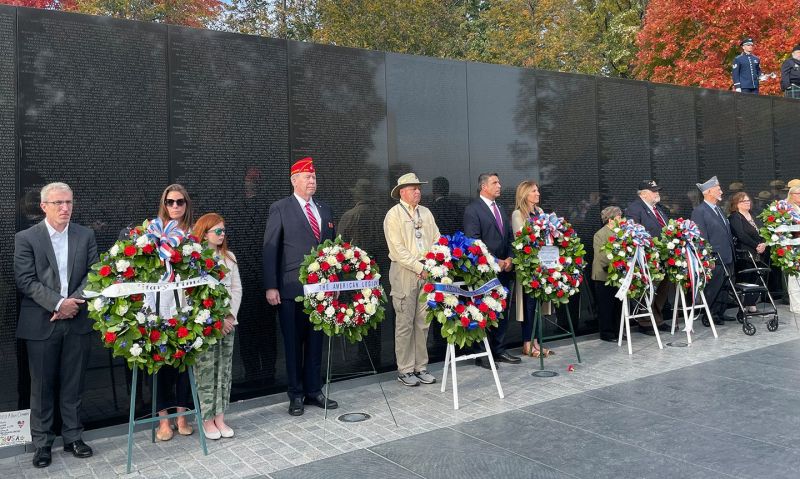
[[305, 202, 320, 241]]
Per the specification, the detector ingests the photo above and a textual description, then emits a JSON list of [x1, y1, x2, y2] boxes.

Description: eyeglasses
[[43, 200, 73, 207], [211, 228, 226, 235], [739, 199, 751, 203], [164, 198, 186, 207]]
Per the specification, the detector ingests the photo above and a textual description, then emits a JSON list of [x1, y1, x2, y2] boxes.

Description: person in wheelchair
[[727, 192, 767, 312]]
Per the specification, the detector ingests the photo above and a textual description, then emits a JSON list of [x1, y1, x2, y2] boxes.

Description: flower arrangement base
[[531, 301, 581, 370], [440, 337, 504, 410], [669, 287, 717, 344], [125, 367, 207, 474], [618, 295, 663, 355], [321, 335, 397, 425]]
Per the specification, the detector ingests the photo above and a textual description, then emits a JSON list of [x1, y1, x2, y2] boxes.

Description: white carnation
[[135, 312, 146, 324], [444, 294, 458, 307], [365, 303, 377, 315], [117, 303, 129, 316], [195, 309, 211, 324], [130, 344, 142, 357], [325, 306, 335, 317], [607, 254, 613, 260], [182, 244, 194, 256], [135, 235, 149, 248], [316, 292, 325, 301], [441, 277, 453, 285], [344, 249, 354, 259], [192, 337, 204, 350], [109, 245, 120, 256], [307, 261, 320, 272], [356, 271, 365, 280], [115, 260, 130, 272], [326, 256, 338, 266], [93, 297, 105, 310]]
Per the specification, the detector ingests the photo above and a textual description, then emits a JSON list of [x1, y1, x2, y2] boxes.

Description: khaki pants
[[390, 263, 430, 374]]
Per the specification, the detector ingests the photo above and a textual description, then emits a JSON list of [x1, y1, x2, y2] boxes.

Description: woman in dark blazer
[[727, 191, 767, 311]]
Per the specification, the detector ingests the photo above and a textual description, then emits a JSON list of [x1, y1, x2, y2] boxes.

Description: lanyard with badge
[[401, 204, 425, 250]]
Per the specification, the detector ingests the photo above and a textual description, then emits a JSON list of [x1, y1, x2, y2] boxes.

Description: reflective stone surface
[[1, 6, 799, 430]]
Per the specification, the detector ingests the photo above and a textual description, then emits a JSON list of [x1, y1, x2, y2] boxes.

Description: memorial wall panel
[[773, 99, 800, 195], [0, 5, 17, 413], [596, 79, 651, 208], [649, 85, 698, 219], [16, 8, 169, 422], [287, 41, 393, 369], [169, 27, 289, 393], [736, 94, 774, 198], [696, 90, 737, 204]]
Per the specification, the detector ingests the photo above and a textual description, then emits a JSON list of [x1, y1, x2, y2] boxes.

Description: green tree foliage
[[221, 0, 318, 40]]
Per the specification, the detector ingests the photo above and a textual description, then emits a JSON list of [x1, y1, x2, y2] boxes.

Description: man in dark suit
[[463, 172, 521, 368], [624, 180, 672, 335], [14, 182, 98, 468], [263, 157, 338, 416], [691, 176, 734, 326]]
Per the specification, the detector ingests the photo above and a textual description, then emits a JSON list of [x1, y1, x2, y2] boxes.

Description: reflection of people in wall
[[429, 176, 462, 236]]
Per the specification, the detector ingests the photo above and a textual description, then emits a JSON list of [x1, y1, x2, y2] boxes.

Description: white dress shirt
[[480, 194, 503, 228], [294, 193, 322, 231], [44, 219, 69, 310]]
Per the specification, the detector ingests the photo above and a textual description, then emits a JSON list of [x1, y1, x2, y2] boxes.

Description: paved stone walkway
[[2, 306, 798, 478]]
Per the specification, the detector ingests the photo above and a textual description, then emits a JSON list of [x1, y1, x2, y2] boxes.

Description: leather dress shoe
[[33, 446, 51, 468], [288, 397, 304, 416], [638, 326, 656, 336], [713, 318, 725, 326], [475, 357, 495, 370], [495, 352, 521, 364], [64, 439, 93, 458], [305, 393, 338, 409], [657, 323, 671, 332]]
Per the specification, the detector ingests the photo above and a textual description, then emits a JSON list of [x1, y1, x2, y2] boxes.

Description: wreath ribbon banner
[[614, 220, 655, 303], [146, 218, 185, 282], [302, 279, 380, 295], [84, 276, 220, 298], [432, 278, 502, 297]]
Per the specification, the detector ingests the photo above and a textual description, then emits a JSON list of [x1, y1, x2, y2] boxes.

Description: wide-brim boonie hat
[[391, 173, 427, 200]]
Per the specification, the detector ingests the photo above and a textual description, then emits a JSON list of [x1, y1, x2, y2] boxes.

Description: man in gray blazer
[[691, 176, 734, 326], [14, 182, 98, 468]]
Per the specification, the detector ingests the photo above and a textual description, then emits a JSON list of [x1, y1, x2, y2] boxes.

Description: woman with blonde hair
[[511, 180, 552, 357], [192, 213, 242, 440], [786, 183, 800, 313]]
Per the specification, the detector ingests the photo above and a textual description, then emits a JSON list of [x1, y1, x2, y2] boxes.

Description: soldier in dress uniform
[[732, 37, 761, 94], [781, 45, 800, 99]]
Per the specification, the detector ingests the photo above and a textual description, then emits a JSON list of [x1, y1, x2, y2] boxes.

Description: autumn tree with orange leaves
[[635, 0, 800, 95]]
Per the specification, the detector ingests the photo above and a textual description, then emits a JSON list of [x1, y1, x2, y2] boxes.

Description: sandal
[[541, 348, 554, 357], [155, 426, 173, 441], [530, 349, 541, 358]]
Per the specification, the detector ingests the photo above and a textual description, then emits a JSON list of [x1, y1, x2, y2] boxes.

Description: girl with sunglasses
[[192, 213, 242, 440]]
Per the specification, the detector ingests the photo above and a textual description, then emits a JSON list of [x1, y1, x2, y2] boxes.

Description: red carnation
[[455, 304, 465, 314], [104, 332, 117, 343], [478, 320, 487, 329], [523, 245, 532, 254], [438, 236, 449, 246], [153, 354, 163, 361], [176, 327, 189, 338], [478, 302, 489, 313], [149, 330, 161, 342], [768, 215, 775, 222], [435, 252, 445, 262], [460, 316, 470, 327], [173, 350, 185, 359], [124, 245, 136, 257], [202, 298, 215, 308], [777, 248, 786, 257], [358, 261, 368, 271], [355, 303, 365, 313], [320, 261, 330, 271], [433, 292, 444, 302], [575, 257, 583, 265], [559, 256, 566, 264], [123, 267, 135, 279], [318, 250, 325, 257], [488, 310, 496, 320], [354, 250, 361, 258], [171, 250, 182, 263], [142, 244, 154, 254], [560, 241, 568, 248], [130, 294, 143, 302], [468, 245, 481, 255], [342, 242, 351, 249], [307, 273, 319, 284], [138, 326, 146, 335], [218, 270, 225, 280], [443, 261, 453, 269], [500, 299, 507, 309], [608, 236, 616, 242], [453, 247, 463, 258], [423, 283, 435, 293], [168, 318, 177, 327], [343, 264, 351, 272], [667, 258, 676, 266], [191, 251, 201, 259], [204, 258, 216, 269], [202, 326, 212, 336], [99, 265, 112, 277], [329, 274, 339, 282], [214, 321, 223, 330], [477, 256, 488, 265], [556, 290, 565, 298], [336, 253, 345, 262], [530, 280, 540, 289], [426, 252, 436, 260]]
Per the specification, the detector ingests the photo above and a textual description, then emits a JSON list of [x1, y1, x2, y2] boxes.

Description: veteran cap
[[696, 176, 720, 193], [741, 37, 754, 46], [793, 45, 800, 53], [290, 157, 315, 176], [638, 180, 662, 192]]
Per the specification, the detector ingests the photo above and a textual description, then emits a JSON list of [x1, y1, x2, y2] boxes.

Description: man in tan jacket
[[384, 173, 441, 387]]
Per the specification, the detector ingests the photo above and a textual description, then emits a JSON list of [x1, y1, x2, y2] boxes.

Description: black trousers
[[154, 366, 193, 412], [26, 321, 92, 448], [278, 301, 323, 400], [594, 281, 622, 339], [704, 262, 733, 319]]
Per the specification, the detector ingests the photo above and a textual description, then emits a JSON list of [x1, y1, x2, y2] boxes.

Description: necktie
[[491, 202, 503, 232], [653, 207, 666, 227], [714, 206, 727, 225], [305, 202, 320, 241]]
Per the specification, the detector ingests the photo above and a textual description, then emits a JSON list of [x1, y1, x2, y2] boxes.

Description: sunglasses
[[211, 228, 226, 235], [164, 198, 186, 207]]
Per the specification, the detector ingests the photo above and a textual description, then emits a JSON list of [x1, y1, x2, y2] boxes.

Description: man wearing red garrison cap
[[262, 157, 338, 416]]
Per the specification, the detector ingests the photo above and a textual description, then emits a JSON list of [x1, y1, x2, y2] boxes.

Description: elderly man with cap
[[624, 180, 672, 335], [691, 176, 735, 326], [384, 173, 441, 387], [781, 45, 800, 98], [733, 37, 762, 94], [263, 157, 338, 416]]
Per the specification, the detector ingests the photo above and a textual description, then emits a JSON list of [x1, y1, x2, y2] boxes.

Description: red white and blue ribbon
[[146, 218, 186, 282], [614, 220, 655, 304], [678, 219, 708, 314], [537, 212, 565, 246]]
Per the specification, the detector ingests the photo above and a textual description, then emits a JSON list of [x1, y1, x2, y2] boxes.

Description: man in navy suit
[[691, 176, 734, 326], [14, 182, 98, 468], [463, 172, 520, 368], [624, 180, 672, 335], [263, 157, 338, 416]]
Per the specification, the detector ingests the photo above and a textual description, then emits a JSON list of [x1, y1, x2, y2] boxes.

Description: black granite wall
[[2, 6, 798, 428]]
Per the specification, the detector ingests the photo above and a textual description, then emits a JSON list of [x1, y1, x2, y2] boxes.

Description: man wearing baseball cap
[[732, 37, 761, 94]]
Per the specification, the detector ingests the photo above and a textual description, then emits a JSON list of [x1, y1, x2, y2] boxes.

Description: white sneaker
[[415, 370, 436, 384]]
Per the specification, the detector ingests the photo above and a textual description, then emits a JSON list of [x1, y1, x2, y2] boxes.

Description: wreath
[[85, 219, 231, 374], [511, 213, 586, 304], [759, 200, 800, 275], [296, 236, 386, 343], [421, 232, 508, 348], [603, 218, 664, 299], [657, 218, 715, 293]]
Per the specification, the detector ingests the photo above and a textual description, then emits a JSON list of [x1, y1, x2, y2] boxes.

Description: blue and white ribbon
[[303, 279, 380, 295], [146, 218, 186, 282], [432, 278, 503, 297]]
